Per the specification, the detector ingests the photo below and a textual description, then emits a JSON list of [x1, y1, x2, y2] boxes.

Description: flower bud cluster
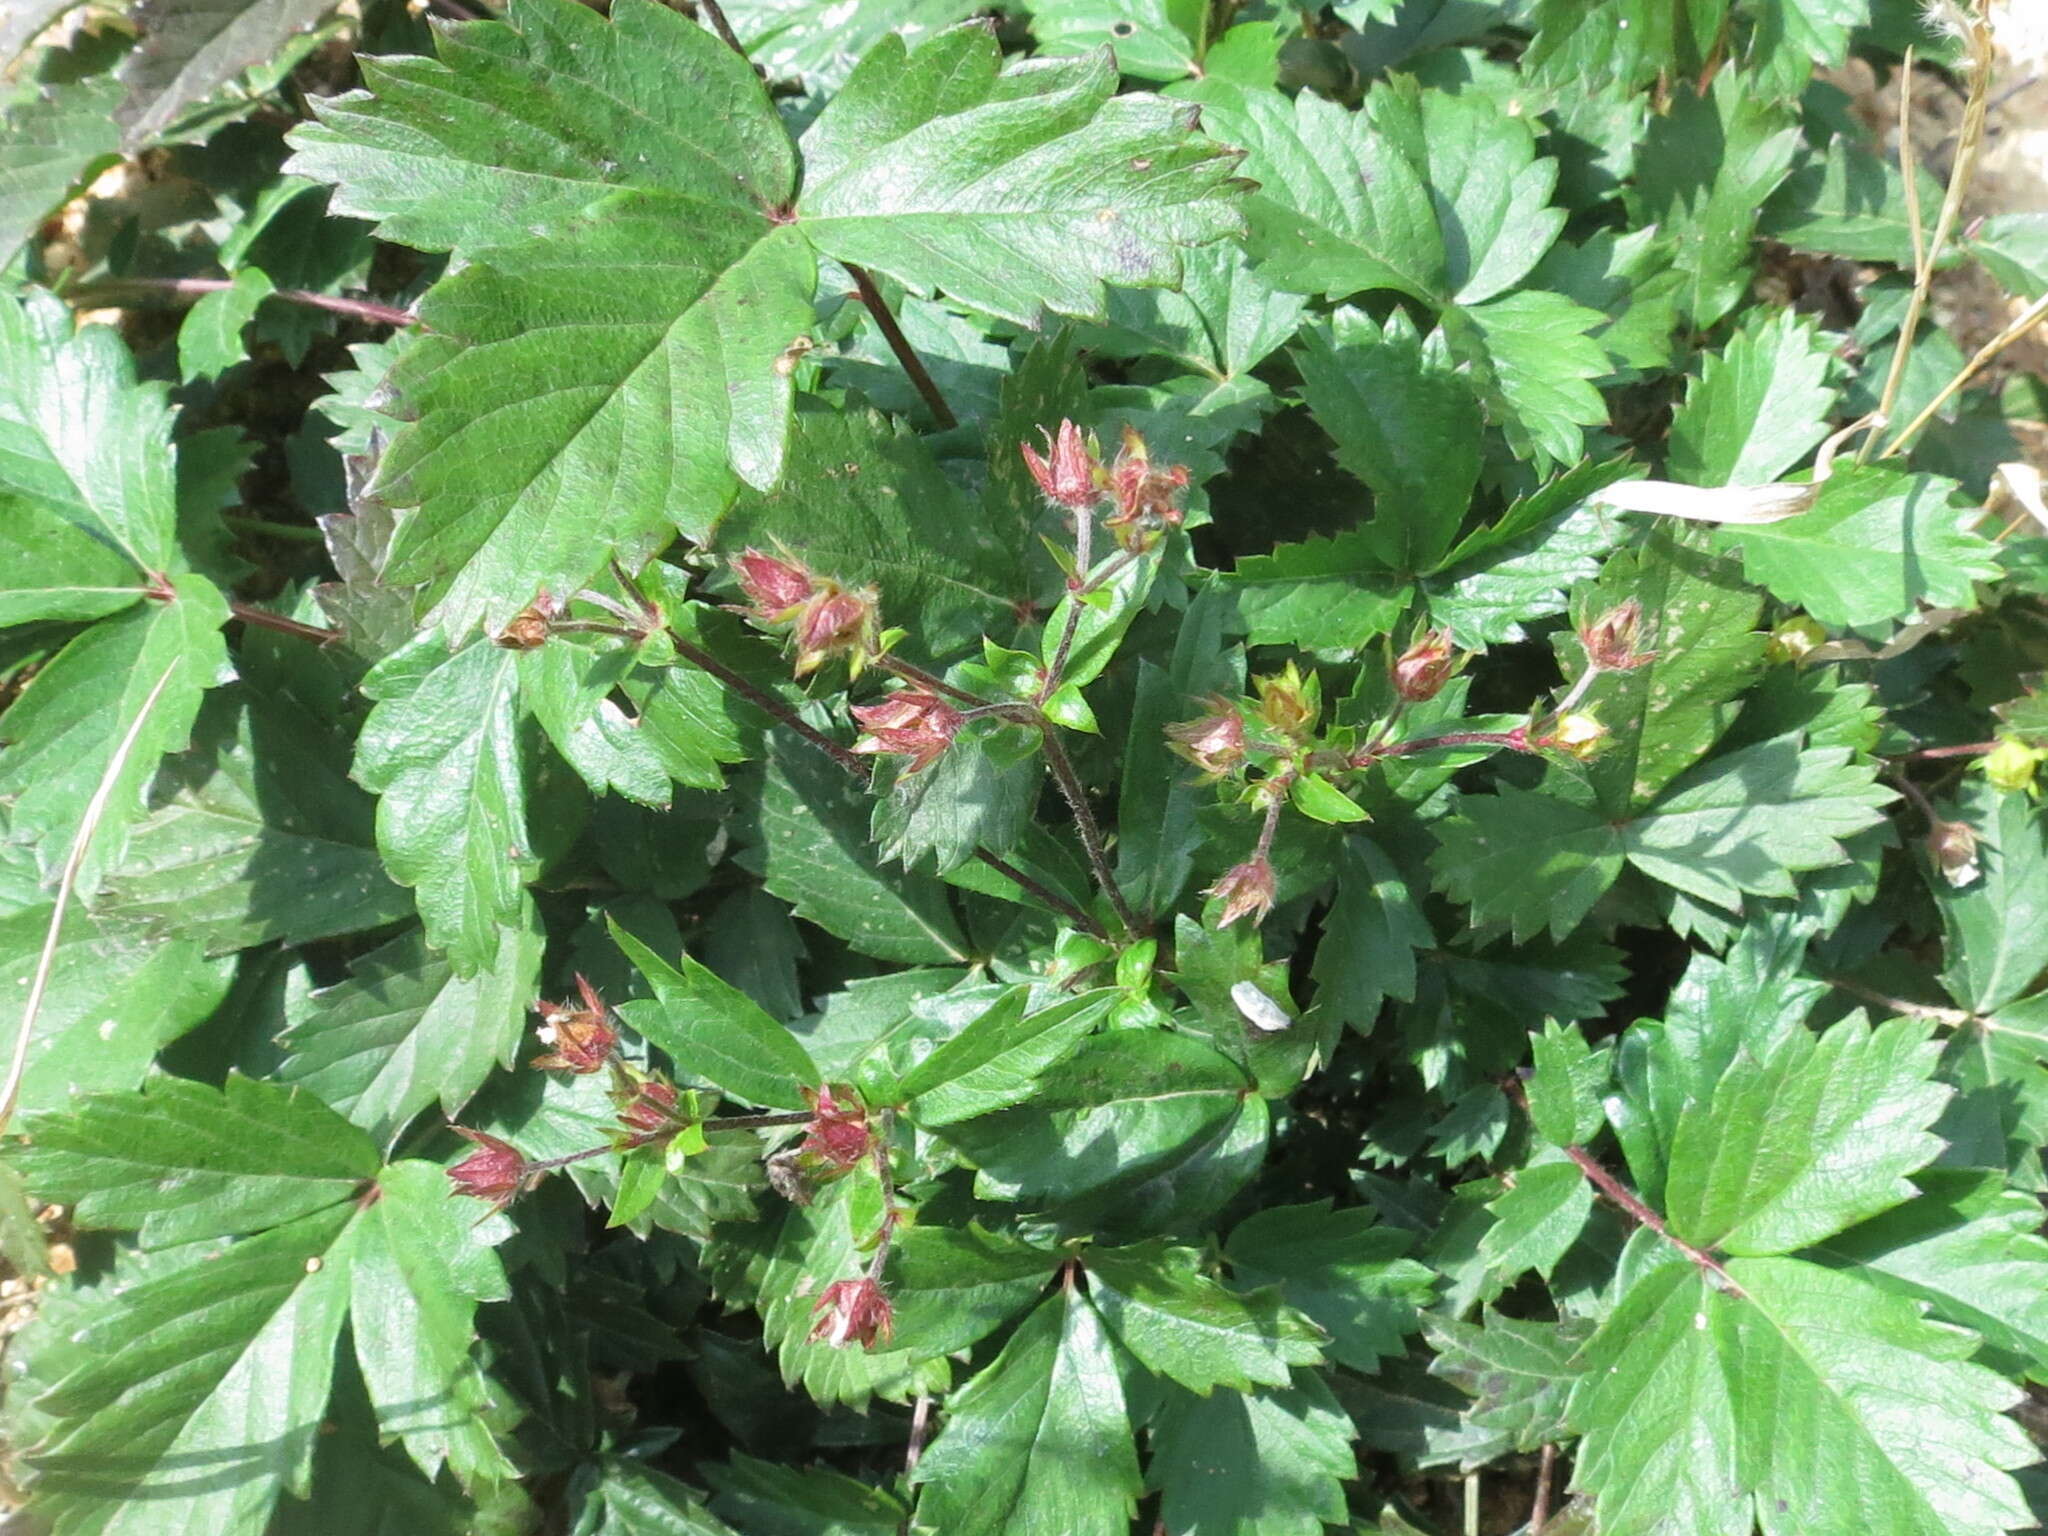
[[1021, 420, 1189, 556], [733, 548, 880, 677]]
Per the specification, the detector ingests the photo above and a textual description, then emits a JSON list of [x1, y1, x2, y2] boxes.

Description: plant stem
[[1039, 506, 1097, 700], [667, 627, 873, 778], [845, 263, 958, 431], [905, 1394, 935, 1477], [64, 276, 415, 330], [1907, 740, 1997, 760], [1883, 289, 2048, 456], [873, 653, 990, 707], [1864, 16, 1995, 464], [704, 1110, 814, 1132], [968, 848, 1095, 932], [224, 513, 324, 543], [1531, 1444, 1557, 1535], [1040, 728, 1140, 937], [693, 0, 747, 56], [521, 1144, 618, 1173], [1823, 974, 1973, 1027], [228, 599, 341, 645]]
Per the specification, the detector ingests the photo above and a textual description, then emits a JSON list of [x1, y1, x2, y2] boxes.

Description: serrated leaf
[[798, 29, 1245, 327], [178, 267, 275, 381], [1030, 0, 1202, 81], [910, 1287, 1140, 1536], [1664, 1013, 1948, 1256], [1667, 306, 1840, 488], [716, 404, 1034, 662], [1148, 1373, 1356, 1536], [93, 689, 413, 954], [519, 642, 671, 808], [0, 493, 147, 625], [1934, 780, 2048, 1014], [613, 920, 819, 1109], [1224, 1201, 1435, 1371], [1426, 1308, 1589, 1454], [0, 581, 231, 894], [1084, 1239, 1323, 1394], [887, 1222, 1058, 1357], [898, 986, 1115, 1126], [117, 0, 340, 148], [1, 0, 81, 65], [1225, 526, 1412, 657], [1312, 838, 1432, 1033], [1568, 1254, 2036, 1536], [0, 905, 232, 1119], [352, 636, 536, 974], [1081, 239, 1307, 383], [1481, 1154, 1593, 1282], [578, 1456, 740, 1536], [0, 294, 179, 582], [14, 1073, 378, 1248], [719, 0, 982, 98], [737, 736, 969, 966], [1429, 787, 1625, 943], [1444, 288, 1611, 468], [1761, 134, 1942, 266], [1422, 489, 1624, 645], [23, 1207, 359, 1536], [0, 74, 119, 265], [872, 718, 1044, 874], [1181, 74, 1561, 306], [277, 917, 543, 1148]]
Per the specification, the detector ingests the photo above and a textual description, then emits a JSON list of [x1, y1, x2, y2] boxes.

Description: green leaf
[[339, 1159, 515, 1486], [1180, 74, 1562, 306], [1084, 1239, 1323, 1395], [1224, 1201, 1435, 1371], [910, 1288, 1141, 1536], [352, 636, 536, 974], [1029, 0, 1202, 82], [1426, 1308, 1589, 1454], [23, 1208, 358, 1535], [1225, 526, 1412, 657], [1313, 838, 1432, 1033], [1761, 134, 1942, 266], [0, 74, 119, 265], [14, 1073, 378, 1248], [1288, 772, 1366, 825], [0, 294, 178, 580], [1443, 289, 1611, 468], [1292, 310, 1480, 573], [1525, 1021, 1607, 1148], [719, 0, 983, 98], [1421, 460, 1631, 644], [1933, 781, 2048, 1014], [887, 1222, 1058, 1356], [898, 986, 1116, 1126], [1081, 240, 1308, 384], [798, 29, 1245, 327], [178, 267, 275, 382], [0, 905, 232, 1119], [577, 1456, 739, 1536], [1429, 788, 1625, 943], [1480, 1153, 1592, 1282], [736, 736, 970, 966], [1666, 306, 1840, 487], [0, 493, 147, 625], [1622, 734, 1894, 914], [94, 689, 413, 954], [2, 0, 83, 66], [519, 642, 671, 808], [1568, 1254, 2036, 1536], [1624, 74, 1801, 329], [116, 0, 341, 148], [1570, 528, 1765, 814], [288, 0, 812, 634], [1148, 1373, 1356, 1536], [0, 581, 231, 893], [277, 918, 544, 1148], [717, 404, 1033, 662], [936, 1030, 1261, 1216], [872, 719, 1043, 874], [613, 920, 820, 1109], [1664, 1013, 1948, 1256]]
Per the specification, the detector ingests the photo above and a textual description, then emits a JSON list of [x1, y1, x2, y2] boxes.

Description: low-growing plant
[[5, 0, 2048, 1531]]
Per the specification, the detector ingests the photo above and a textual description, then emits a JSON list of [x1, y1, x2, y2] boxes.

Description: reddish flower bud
[[495, 591, 562, 650], [531, 973, 618, 1073], [809, 1276, 895, 1350], [1207, 855, 1277, 929], [447, 1128, 529, 1210], [1020, 420, 1101, 511], [1105, 425, 1190, 533], [1580, 600, 1653, 672], [734, 548, 816, 621], [613, 1076, 681, 1146], [1392, 628, 1459, 702], [792, 586, 877, 677], [798, 1085, 873, 1170], [851, 688, 962, 773], [1165, 699, 1247, 776]]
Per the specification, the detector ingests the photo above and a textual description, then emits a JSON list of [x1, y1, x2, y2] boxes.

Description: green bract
[[3, 0, 2047, 1533]]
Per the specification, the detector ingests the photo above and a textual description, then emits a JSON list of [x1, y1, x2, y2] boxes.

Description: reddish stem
[[1907, 740, 1997, 760], [874, 653, 990, 707], [66, 276, 414, 330], [228, 599, 340, 645], [846, 264, 959, 431]]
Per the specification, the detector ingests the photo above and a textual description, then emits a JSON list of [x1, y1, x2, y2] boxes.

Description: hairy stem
[[1040, 506, 1097, 699], [705, 1110, 815, 1132], [693, 0, 747, 57], [1823, 974, 1973, 1028], [228, 599, 341, 645], [873, 653, 990, 707], [969, 848, 1097, 932], [1040, 728, 1141, 937], [846, 264, 958, 431], [521, 1144, 619, 1173], [668, 627, 872, 777], [1906, 739, 1997, 760], [63, 276, 415, 329]]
